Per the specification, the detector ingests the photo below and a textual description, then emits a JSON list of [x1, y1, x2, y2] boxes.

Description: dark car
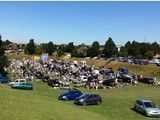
[[0, 75, 9, 84], [138, 76, 156, 84], [102, 78, 117, 87], [58, 89, 82, 100], [118, 74, 134, 83], [118, 67, 129, 74], [47, 79, 60, 87], [74, 94, 102, 106]]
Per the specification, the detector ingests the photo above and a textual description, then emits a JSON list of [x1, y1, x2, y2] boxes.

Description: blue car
[[58, 89, 83, 100], [0, 74, 9, 84]]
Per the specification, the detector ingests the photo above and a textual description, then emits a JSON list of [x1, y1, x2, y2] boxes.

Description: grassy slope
[[0, 82, 106, 120], [86, 60, 160, 78], [1, 81, 160, 120]]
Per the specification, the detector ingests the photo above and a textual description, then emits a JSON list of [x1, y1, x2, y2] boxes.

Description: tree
[[57, 45, 65, 57], [151, 42, 160, 55], [24, 39, 36, 55], [144, 51, 154, 59], [0, 39, 5, 55], [103, 37, 118, 57], [0, 36, 8, 76], [72, 44, 88, 57], [119, 46, 128, 57], [87, 41, 100, 57], [65, 42, 75, 53], [46, 41, 56, 55]]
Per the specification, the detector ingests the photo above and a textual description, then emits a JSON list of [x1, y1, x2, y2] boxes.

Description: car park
[[74, 94, 102, 105], [11, 82, 33, 90], [134, 99, 160, 117], [58, 89, 82, 100]]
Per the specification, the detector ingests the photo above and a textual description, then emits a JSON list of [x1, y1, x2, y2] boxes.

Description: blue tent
[[40, 54, 48, 63]]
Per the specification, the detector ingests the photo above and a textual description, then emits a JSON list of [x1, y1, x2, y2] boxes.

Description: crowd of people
[[7, 58, 158, 90]]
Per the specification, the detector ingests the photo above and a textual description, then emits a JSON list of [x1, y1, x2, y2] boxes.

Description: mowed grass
[[0, 81, 160, 120]]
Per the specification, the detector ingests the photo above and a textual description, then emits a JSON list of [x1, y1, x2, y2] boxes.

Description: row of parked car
[[58, 88, 160, 117], [58, 88, 102, 105], [1, 75, 160, 117], [118, 57, 160, 66]]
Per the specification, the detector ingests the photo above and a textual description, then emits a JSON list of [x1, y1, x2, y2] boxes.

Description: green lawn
[[0, 81, 160, 120]]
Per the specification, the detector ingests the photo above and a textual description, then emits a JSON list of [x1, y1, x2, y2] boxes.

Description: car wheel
[[97, 100, 101, 105], [133, 106, 137, 111], [144, 111, 149, 117]]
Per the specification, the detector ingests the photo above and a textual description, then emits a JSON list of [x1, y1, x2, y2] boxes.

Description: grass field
[[1, 81, 160, 120], [4, 53, 160, 120]]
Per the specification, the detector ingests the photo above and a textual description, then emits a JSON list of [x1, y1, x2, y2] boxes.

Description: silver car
[[134, 99, 160, 117]]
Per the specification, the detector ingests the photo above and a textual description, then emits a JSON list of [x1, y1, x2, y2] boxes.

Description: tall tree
[[65, 42, 75, 53], [87, 41, 100, 57], [103, 37, 118, 57], [151, 42, 160, 55], [0, 36, 8, 76], [46, 41, 56, 55], [24, 39, 36, 55]]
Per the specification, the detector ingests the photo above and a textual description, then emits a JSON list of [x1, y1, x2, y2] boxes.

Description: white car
[[134, 99, 160, 117], [9, 79, 26, 86], [80, 76, 88, 82]]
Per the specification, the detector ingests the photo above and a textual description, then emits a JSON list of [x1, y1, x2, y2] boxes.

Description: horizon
[[0, 1, 160, 45]]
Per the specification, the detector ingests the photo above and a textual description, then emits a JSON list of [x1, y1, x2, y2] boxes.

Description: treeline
[[24, 37, 160, 59], [24, 37, 118, 58], [120, 41, 160, 59]]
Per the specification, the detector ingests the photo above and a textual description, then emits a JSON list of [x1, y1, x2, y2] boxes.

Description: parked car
[[80, 75, 88, 82], [74, 94, 102, 105], [138, 76, 156, 84], [118, 74, 135, 83], [118, 67, 129, 74], [11, 82, 33, 90], [9, 79, 26, 86], [156, 63, 160, 66], [102, 78, 117, 87], [58, 89, 82, 100], [134, 99, 160, 117], [153, 59, 160, 66], [0, 75, 9, 83], [47, 79, 60, 87]]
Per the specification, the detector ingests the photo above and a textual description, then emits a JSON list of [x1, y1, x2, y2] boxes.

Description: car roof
[[84, 93, 98, 96], [137, 99, 153, 103]]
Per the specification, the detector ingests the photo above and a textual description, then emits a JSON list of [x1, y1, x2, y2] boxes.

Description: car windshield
[[144, 102, 156, 108], [61, 89, 77, 95], [79, 94, 90, 99]]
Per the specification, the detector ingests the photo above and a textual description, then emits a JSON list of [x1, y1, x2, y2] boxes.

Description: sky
[[0, 1, 160, 45]]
